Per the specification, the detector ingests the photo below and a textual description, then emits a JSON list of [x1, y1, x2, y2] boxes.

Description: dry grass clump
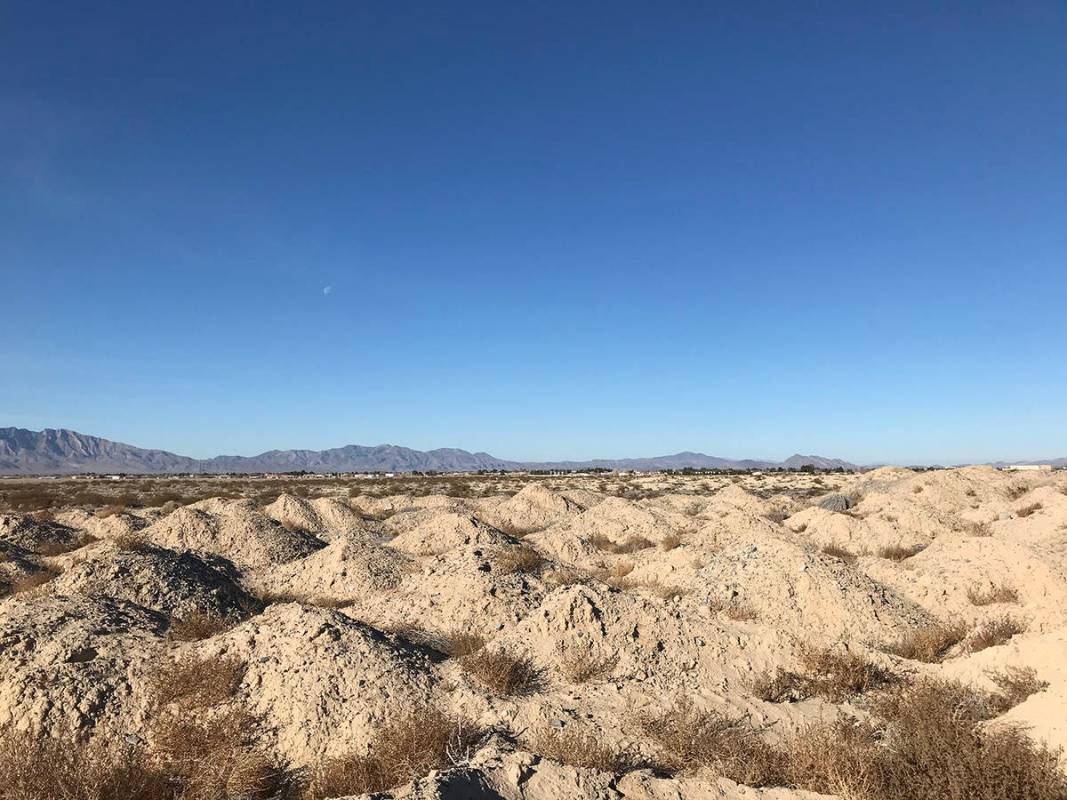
[[820, 543, 857, 563], [530, 727, 635, 773], [641, 702, 784, 786], [303, 706, 483, 799], [967, 583, 1020, 606], [1016, 502, 1043, 518], [9, 566, 60, 595], [557, 648, 618, 684], [168, 610, 239, 642], [797, 647, 896, 702], [967, 616, 1027, 653], [882, 622, 968, 663], [492, 545, 545, 575], [588, 533, 654, 554], [751, 668, 808, 703], [150, 653, 247, 710], [706, 596, 759, 621], [988, 666, 1048, 710], [660, 533, 682, 551], [876, 543, 926, 561], [753, 647, 896, 704], [112, 532, 153, 551], [440, 629, 486, 659], [150, 707, 285, 800], [460, 648, 542, 696], [541, 566, 590, 588], [0, 728, 173, 800], [964, 520, 994, 536], [781, 678, 1067, 799]]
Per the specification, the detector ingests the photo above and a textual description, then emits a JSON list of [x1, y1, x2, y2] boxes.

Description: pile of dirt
[[697, 537, 933, 643], [0, 595, 165, 738], [263, 493, 371, 541], [388, 512, 513, 556], [244, 537, 413, 602], [55, 508, 149, 541], [0, 513, 84, 553], [191, 603, 438, 765], [140, 499, 324, 571], [350, 543, 551, 635], [45, 539, 255, 620], [480, 483, 586, 534]]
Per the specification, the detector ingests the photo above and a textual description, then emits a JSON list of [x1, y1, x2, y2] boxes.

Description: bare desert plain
[[1, 466, 1066, 799]]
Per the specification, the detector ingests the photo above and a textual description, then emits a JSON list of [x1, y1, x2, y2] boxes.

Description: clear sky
[[2, 2, 1065, 464]]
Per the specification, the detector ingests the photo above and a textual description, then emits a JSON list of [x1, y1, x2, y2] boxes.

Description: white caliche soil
[[0, 467, 1065, 798]]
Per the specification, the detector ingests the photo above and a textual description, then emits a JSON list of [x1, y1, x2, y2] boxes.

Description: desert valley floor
[[1, 467, 1066, 799]]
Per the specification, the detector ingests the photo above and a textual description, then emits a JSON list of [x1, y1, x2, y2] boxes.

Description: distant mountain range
[[0, 427, 862, 475]]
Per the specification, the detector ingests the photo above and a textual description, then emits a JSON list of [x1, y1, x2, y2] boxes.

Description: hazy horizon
[[3, 2, 1065, 465]]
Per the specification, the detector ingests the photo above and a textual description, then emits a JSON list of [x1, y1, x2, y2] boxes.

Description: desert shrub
[[530, 727, 635, 773], [588, 534, 654, 554], [882, 622, 968, 663], [876, 543, 925, 561], [751, 668, 808, 703], [967, 583, 1019, 606], [660, 533, 682, 551], [988, 666, 1048, 710], [820, 543, 857, 563], [492, 545, 545, 575], [168, 610, 238, 642], [797, 647, 897, 703], [541, 566, 590, 588], [708, 598, 758, 621], [641, 702, 784, 786], [557, 649, 618, 684], [964, 520, 993, 536], [9, 566, 60, 595], [149, 707, 286, 800], [303, 706, 482, 799], [0, 727, 172, 800], [1006, 485, 1029, 501], [967, 616, 1027, 653], [440, 629, 486, 659], [112, 532, 152, 551], [1016, 502, 1043, 518], [150, 654, 247, 710], [782, 678, 1067, 799], [461, 648, 542, 696], [753, 648, 895, 704]]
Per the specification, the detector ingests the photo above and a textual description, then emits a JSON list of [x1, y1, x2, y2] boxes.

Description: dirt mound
[[141, 500, 324, 571], [0, 513, 84, 553], [0, 595, 165, 738], [350, 544, 551, 635], [698, 538, 933, 643], [192, 603, 438, 766], [46, 539, 255, 620], [55, 508, 148, 541], [263, 494, 371, 541], [244, 537, 413, 602], [482, 483, 585, 534], [389, 512, 512, 556], [863, 534, 1067, 632]]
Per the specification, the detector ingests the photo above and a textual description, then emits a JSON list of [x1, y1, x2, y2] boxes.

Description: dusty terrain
[[1, 467, 1066, 799]]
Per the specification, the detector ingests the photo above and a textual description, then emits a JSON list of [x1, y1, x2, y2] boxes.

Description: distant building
[[1004, 464, 1053, 471]]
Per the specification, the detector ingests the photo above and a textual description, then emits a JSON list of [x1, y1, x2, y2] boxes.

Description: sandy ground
[[1, 466, 1065, 798]]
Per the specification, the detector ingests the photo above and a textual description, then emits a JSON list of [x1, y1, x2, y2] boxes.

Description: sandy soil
[[1, 467, 1065, 798]]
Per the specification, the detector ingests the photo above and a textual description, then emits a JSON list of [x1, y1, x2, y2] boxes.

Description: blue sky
[[2, 2, 1065, 464]]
